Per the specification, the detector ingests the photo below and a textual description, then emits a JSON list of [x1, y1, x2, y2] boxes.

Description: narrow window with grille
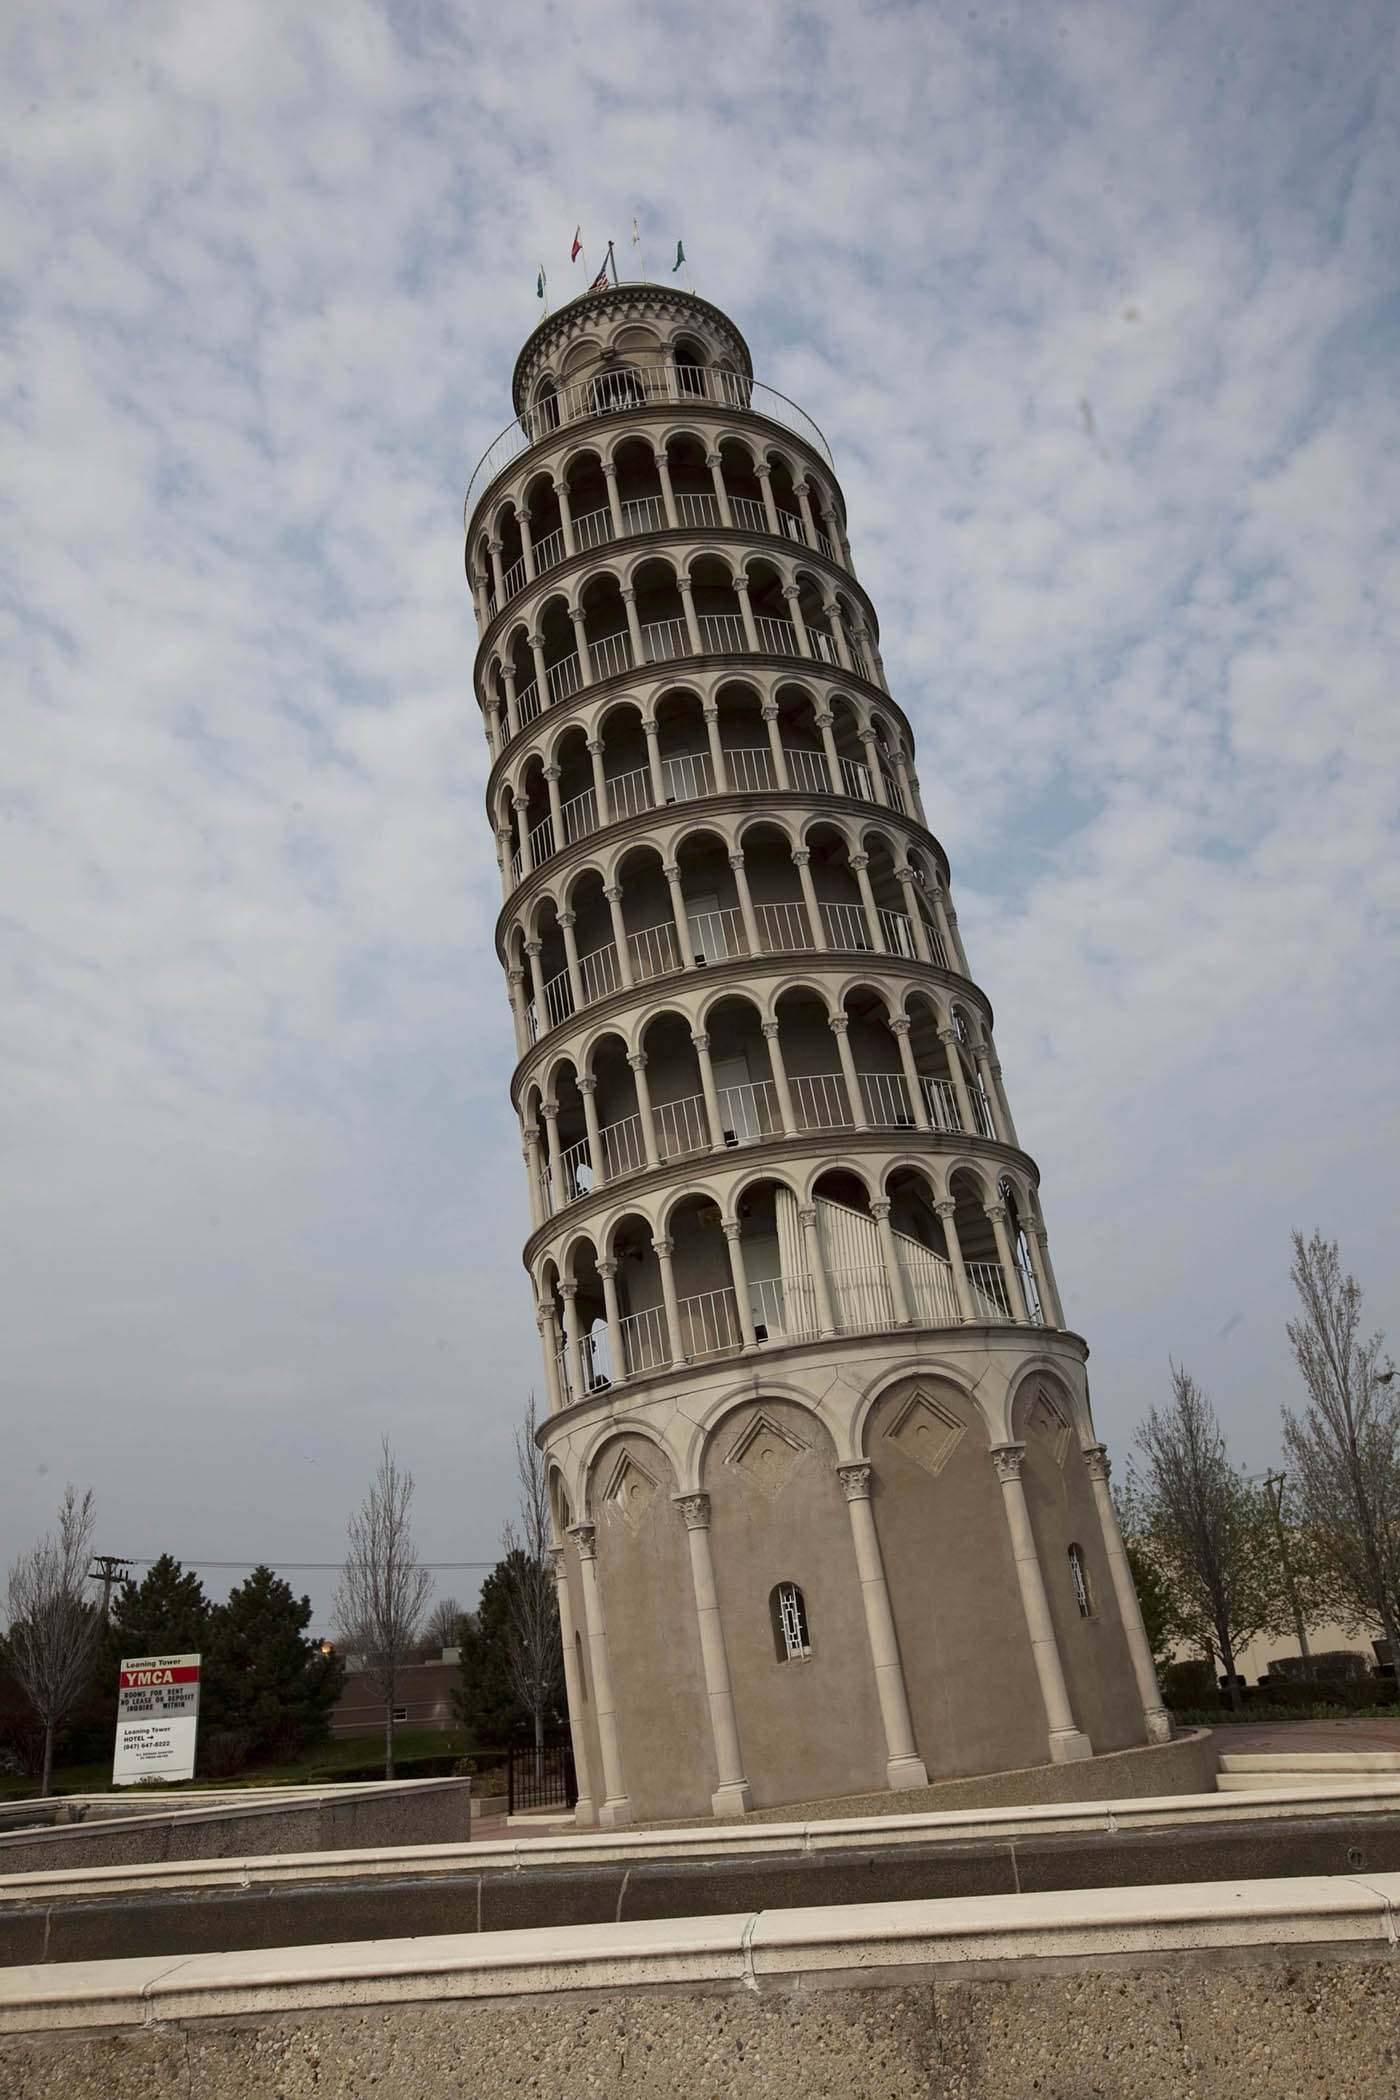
[[770, 1580, 811, 1661], [1068, 1544, 1092, 1617]]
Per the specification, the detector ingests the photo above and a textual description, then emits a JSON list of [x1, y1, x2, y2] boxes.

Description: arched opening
[[566, 867, 621, 1007], [614, 435, 664, 532], [812, 1166, 889, 1335], [673, 334, 710, 399], [719, 437, 766, 537], [765, 455, 807, 548], [999, 1177, 1044, 1325], [565, 449, 614, 555], [610, 1211, 667, 1376], [862, 829, 915, 956], [615, 841, 680, 983], [744, 556, 797, 656], [715, 680, 772, 794], [738, 819, 808, 955], [705, 993, 777, 1144], [640, 1010, 707, 1162], [689, 553, 745, 657], [883, 1165, 958, 1327], [588, 1028, 644, 1182], [667, 1189, 741, 1360], [842, 983, 911, 1129], [733, 1176, 815, 1342], [568, 1237, 612, 1390], [523, 471, 564, 578], [827, 695, 875, 802], [653, 685, 712, 802], [907, 991, 957, 1131], [773, 986, 846, 1132], [555, 724, 598, 846], [579, 569, 631, 683], [667, 433, 720, 529], [676, 827, 747, 963], [598, 700, 654, 823], [805, 820, 870, 952], [948, 1166, 1010, 1321], [537, 594, 582, 708], [633, 556, 689, 668]]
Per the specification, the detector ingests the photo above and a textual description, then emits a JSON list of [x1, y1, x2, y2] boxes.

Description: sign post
[[113, 1653, 202, 1786]]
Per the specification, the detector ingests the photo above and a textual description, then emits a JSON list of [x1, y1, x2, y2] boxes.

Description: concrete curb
[[3, 1870, 1400, 2032]]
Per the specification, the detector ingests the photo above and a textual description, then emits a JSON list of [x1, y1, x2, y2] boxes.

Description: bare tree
[[501, 1394, 563, 1768], [1283, 1229, 1400, 1664], [333, 1439, 432, 1779], [6, 1487, 100, 1795], [1128, 1365, 1284, 1711], [422, 1596, 464, 1656]]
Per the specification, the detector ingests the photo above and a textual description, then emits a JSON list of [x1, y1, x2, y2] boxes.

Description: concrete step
[[1216, 1772, 1382, 1791], [1219, 1751, 1400, 1771]]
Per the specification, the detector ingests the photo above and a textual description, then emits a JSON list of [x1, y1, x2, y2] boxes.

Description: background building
[[465, 285, 1169, 1824]]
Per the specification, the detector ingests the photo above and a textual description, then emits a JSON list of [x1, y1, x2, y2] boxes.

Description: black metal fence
[[506, 1732, 576, 1815]]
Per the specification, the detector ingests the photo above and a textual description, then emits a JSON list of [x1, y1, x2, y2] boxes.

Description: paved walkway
[[1210, 1714, 1400, 1754]]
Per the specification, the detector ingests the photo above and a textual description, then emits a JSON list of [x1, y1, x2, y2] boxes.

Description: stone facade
[[464, 286, 1170, 1825]]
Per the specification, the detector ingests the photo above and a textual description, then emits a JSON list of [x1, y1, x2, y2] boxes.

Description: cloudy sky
[[4, 0, 1397, 1636]]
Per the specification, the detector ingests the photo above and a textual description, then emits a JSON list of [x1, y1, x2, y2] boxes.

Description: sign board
[[113, 1653, 201, 1785]]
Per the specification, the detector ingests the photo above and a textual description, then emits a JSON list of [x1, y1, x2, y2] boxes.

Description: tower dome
[[465, 283, 1170, 1825]]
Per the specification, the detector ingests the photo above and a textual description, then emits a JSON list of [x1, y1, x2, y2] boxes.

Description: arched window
[[770, 1581, 811, 1661], [1068, 1544, 1092, 1617]]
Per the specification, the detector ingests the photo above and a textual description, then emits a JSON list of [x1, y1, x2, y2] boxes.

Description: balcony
[[466, 368, 834, 519]]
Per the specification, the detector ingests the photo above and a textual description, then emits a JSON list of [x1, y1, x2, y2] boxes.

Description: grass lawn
[[0, 1729, 491, 1801]]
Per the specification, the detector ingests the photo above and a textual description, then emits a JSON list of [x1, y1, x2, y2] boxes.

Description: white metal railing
[[919, 914, 949, 967], [688, 904, 748, 962], [606, 766, 654, 821], [817, 528, 836, 560], [516, 678, 541, 725], [502, 556, 525, 601], [840, 755, 876, 801], [858, 1070, 917, 1128], [524, 1002, 538, 1044], [641, 617, 690, 665], [777, 510, 806, 544], [728, 495, 768, 534], [826, 1262, 895, 1334], [532, 526, 565, 574], [561, 786, 599, 844], [654, 1092, 710, 1160], [882, 772, 907, 814], [899, 1256, 961, 1329], [715, 1078, 780, 1143], [675, 490, 721, 529], [820, 900, 873, 951], [726, 745, 776, 793], [542, 966, 574, 1029], [920, 1075, 962, 1131], [676, 1286, 743, 1361], [466, 369, 834, 517], [620, 1304, 669, 1377], [581, 1327, 612, 1388], [752, 614, 799, 655], [620, 494, 667, 534], [629, 920, 680, 981], [510, 846, 523, 884], [572, 505, 614, 552], [590, 629, 634, 681], [555, 1346, 571, 1403], [547, 653, 582, 704], [785, 744, 832, 794], [1017, 1265, 1045, 1326], [965, 1260, 1014, 1322], [698, 611, 745, 653], [485, 590, 498, 622], [757, 899, 814, 952], [598, 1110, 646, 1180], [789, 1071, 849, 1129], [661, 751, 714, 802], [809, 628, 840, 666], [747, 1272, 819, 1343], [559, 1134, 593, 1202], [879, 908, 919, 959], [578, 942, 621, 1004], [853, 648, 876, 682], [972, 1086, 997, 1140], [528, 813, 556, 863]]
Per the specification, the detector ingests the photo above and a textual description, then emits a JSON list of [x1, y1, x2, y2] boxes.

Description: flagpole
[[631, 218, 647, 283], [607, 240, 619, 288]]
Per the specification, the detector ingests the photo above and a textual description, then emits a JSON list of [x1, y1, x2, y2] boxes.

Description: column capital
[[558, 907, 576, 927], [828, 1014, 850, 1035], [627, 1050, 648, 1071], [754, 460, 772, 480], [598, 1256, 618, 1278], [896, 864, 917, 884], [934, 1198, 957, 1220], [760, 702, 779, 722], [797, 1204, 818, 1228], [1083, 1444, 1112, 1484], [849, 851, 869, 871], [837, 1462, 873, 1502], [871, 1199, 892, 1221], [621, 585, 637, 603], [984, 1200, 1008, 1223], [791, 476, 810, 497], [587, 735, 605, 755], [551, 476, 569, 496], [781, 582, 801, 602], [600, 459, 618, 479], [727, 850, 746, 870], [507, 967, 525, 988], [1034, 1225, 1052, 1248], [676, 573, 694, 596], [524, 937, 543, 957], [540, 1099, 559, 1121], [704, 451, 723, 470], [858, 725, 879, 745], [558, 1277, 578, 1299], [568, 1521, 597, 1561], [791, 847, 812, 867], [674, 1491, 712, 1529], [548, 1542, 566, 1576], [890, 1014, 912, 1036], [568, 602, 587, 625], [662, 862, 682, 884], [990, 1442, 1025, 1484], [512, 790, 530, 810], [761, 1020, 781, 1039], [690, 1029, 710, 1050], [544, 762, 562, 781], [721, 1219, 743, 1243], [578, 1073, 597, 1095], [486, 535, 503, 554], [535, 1304, 551, 1331], [604, 882, 625, 902], [937, 1024, 958, 1044], [703, 704, 720, 723], [651, 444, 669, 466], [651, 1234, 675, 1257], [527, 630, 545, 649], [813, 709, 833, 728]]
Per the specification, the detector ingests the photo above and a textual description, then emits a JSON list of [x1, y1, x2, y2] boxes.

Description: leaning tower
[[465, 286, 1170, 1826]]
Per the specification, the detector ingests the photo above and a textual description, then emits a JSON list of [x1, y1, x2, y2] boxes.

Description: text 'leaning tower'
[[464, 285, 1170, 1827]]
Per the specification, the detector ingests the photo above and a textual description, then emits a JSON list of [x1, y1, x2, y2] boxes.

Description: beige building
[[464, 285, 1170, 1826]]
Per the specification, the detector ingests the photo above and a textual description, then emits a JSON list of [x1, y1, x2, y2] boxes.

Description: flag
[[630, 219, 640, 246], [536, 263, 546, 299], [672, 239, 685, 272], [570, 226, 582, 261], [588, 258, 610, 292]]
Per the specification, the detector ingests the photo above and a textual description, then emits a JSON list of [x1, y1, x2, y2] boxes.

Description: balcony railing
[[598, 1109, 647, 1180], [561, 785, 598, 844], [573, 505, 614, 552], [675, 490, 721, 529], [826, 1263, 896, 1335], [698, 610, 745, 653], [547, 652, 582, 704], [630, 920, 681, 981], [676, 1286, 743, 1361], [840, 755, 876, 801], [785, 745, 831, 795], [578, 941, 623, 1005], [858, 1070, 917, 1129], [661, 751, 713, 802], [716, 1077, 781, 1143], [820, 900, 873, 952], [789, 1071, 849, 1130], [920, 1075, 962, 1131], [687, 904, 748, 963], [654, 1092, 710, 1161], [757, 899, 813, 953], [748, 1272, 819, 1343], [466, 368, 834, 516], [726, 744, 777, 793], [590, 630, 634, 681], [965, 1260, 1013, 1322], [878, 907, 919, 958], [620, 1304, 669, 1377]]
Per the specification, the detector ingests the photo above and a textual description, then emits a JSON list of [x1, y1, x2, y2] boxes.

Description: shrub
[[200, 1729, 254, 1779], [1162, 1658, 1217, 1709], [1269, 1650, 1369, 1683]]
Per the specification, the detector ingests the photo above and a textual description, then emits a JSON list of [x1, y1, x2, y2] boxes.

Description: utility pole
[[87, 1555, 134, 1623], [1263, 1473, 1310, 1661]]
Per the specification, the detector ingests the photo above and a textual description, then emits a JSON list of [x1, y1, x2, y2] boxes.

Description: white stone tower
[[465, 285, 1169, 1826]]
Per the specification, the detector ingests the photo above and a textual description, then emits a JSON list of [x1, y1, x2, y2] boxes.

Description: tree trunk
[[384, 1700, 395, 1781], [1218, 1627, 1243, 1714], [534, 1703, 544, 1784], [41, 1718, 55, 1798]]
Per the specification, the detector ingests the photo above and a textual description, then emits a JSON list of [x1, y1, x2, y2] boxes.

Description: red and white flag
[[570, 226, 582, 261]]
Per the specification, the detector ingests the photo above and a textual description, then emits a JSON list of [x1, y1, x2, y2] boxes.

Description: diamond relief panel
[[603, 1450, 660, 1534], [725, 1411, 808, 1499], [887, 1390, 965, 1478], [1025, 1384, 1071, 1467]]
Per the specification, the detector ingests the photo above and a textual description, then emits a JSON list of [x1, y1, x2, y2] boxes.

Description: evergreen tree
[[453, 1552, 547, 1746], [203, 1567, 342, 1765], [108, 1555, 211, 1662]]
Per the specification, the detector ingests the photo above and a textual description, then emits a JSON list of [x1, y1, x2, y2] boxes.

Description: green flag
[[536, 263, 546, 298], [672, 240, 685, 273]]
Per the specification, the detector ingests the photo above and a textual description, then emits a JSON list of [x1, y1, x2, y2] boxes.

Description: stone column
[[517, 506, 537, 583], [782, 583, 813, 659], [987, 1051, 1020, 1149], [567, 1524, 632, 1825], [974, 1047, 1010, 1144], [621, 587, 645, 671], [755, 460, 780, 535], [545, 764, 566, 848], [522, 1128, 546, 1231], [629, 1051, 659, 1167], [570, 605, 593, 688], [939, 1027, 976, 1134], [728, 850, 760, 954], [837, 1464, 928, 1789], [601, 459, 624, 538], [536, 1301, 565, 1415], [830, 1014, 867, 1129], [792, 477, 819, 550], [506, 966, 530, 1059], [653, 1234, 686, 1366], [989, 1445, 1093, 1763], [814, 708, 843, 794], [850, 853, 888, 953], [578, 1073, 604, 1187], [761, 1020, 796, 1134], [897, 869, 934, 964], [706, 452, 733, 528], [549, 1544, 596, 1824], [721, 1223, 758, 1349], [677, 574, 703, 657], [597, 1257, 625, 1382], [502, 664, 521, 741], [1083, 1446, 1174, 1744], [515, 795, 535, 876], [935, 1199, 975, 1323], [487, 536, 506, 603], [734, 574, 760, 652], [986, 1201, 1031, 1323], [529, 631, 549, 706], [524, 937, 547, 1015], [890, 1016, 931, 1130], [691, 1030, 724, 1149], [554, 477, 577, 558], [928, 884, 957, 970], [497, 828, 516, 904], [871, 1201, 913, 1326], [761, 701, 792, 788], [824, 601, 854, 672], [859, 728, 891, 807], [704, 703, 730, 793], [799, 1204, 837, 1337], [642, 715, 667, 804], [558, 1277, 585, 1400], [674, 1493, 752, 1816], [664, 862, 697, 968], [654, 447, 679, 530], [558, 910, 585, 1011], [1032, 1225, 1065, 1328], [791, 847, 824, 948], [605, 884, 635, 989], [587, 735, 608, 823]]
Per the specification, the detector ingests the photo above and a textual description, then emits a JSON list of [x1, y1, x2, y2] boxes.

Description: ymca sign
[[113, 1653, 201, 1785]]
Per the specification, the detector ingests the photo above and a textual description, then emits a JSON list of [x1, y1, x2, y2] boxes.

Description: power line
[[121, 1558, 497, 1572]]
